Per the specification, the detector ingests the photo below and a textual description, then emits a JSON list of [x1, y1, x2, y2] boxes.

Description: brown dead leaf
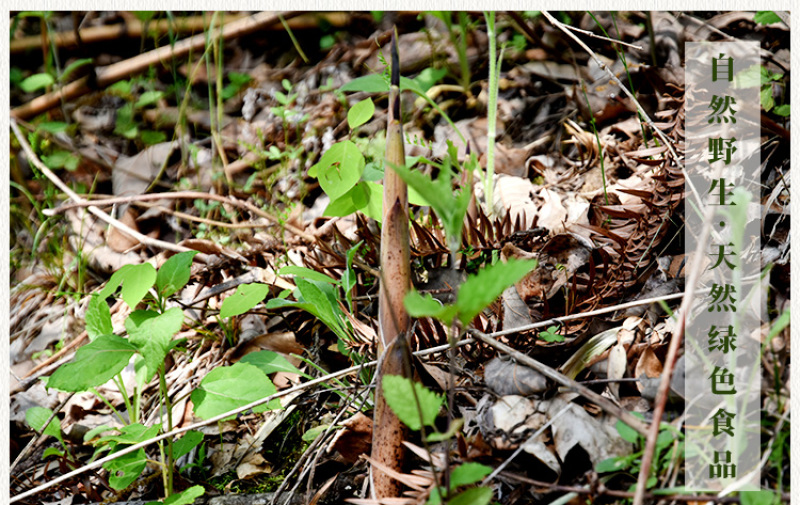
[[329, 412, 373, 464], [236, 452, 272, 480], [634, 346, 663, 393], [106, 207, 140, 252]]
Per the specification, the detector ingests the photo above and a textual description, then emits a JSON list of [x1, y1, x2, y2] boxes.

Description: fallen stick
[[469, 329, 650, 436], [11, 11, 302, 120], [11, 119, 210, 262], [10, 13, 354, 54]]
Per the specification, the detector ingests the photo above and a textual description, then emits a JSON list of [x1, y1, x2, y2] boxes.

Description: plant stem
[[484, 12, 502, 217], [158, 365, 174, 496]]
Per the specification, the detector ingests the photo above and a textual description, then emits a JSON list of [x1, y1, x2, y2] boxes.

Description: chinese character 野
[[708, 95, 737, 124], [707, 283, 737, 312], [712, 53, 734, 82], [709, 450, 737, 478], [708, 325, 738, 353], [709, 178, 736, 206], [709, 243, 737, 270], [710, 366, 737, 395], [708, 137, 737, 165], [712, 408, 736, 436]]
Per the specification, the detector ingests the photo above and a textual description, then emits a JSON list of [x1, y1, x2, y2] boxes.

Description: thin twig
[[541, 11, 707, 216], [10, 361, 376, 504], [42, 191, 381, 277], [631, 186, 718, 505], [482, 405, 570, 485], [469, 329, 650, 436], [558, 20, 643, 50], [10, 119, 211, 263], [10, 393, 75, 472], [503, 472, 791, 502], [541, 11, 676, 160], [11, 12, 304, 120], [10, 287, 689, 502]]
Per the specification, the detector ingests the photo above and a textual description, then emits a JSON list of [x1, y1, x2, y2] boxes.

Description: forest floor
[[8, 10, 791, 505]]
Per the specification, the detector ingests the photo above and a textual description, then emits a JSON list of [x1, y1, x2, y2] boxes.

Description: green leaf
[[240, 350, 302, 375], [134, 11, 155, 22], [266, 278, 350, 342], [25, 407, 62, 442], [105, 449, 147, 490], [109, 80, 132, 96], [125, 308, 184, 382], [47, 334, 137, 392], [539, 325, 565, 343], [455, 258, 537, 326], [656, 429, 675, 449], [113, 102, 139, 139], [279, 265, 338, 284], [302, 424, 330, 442], [191, 362, 279, 420], [761, 85, 774, 112], [342, 241, 362, 310], [42, 150, 78, 170], [425, 418, 464, 443], [141, 130, 167, 146], [448, 487, 493, 505], [615, 419, 641, 444], [347, 97, 375, 130], [595, 456, 629, 473], [100, 262, 157, 309], [324, 181, 383, 222], [59, 58, 93, 83], [86, 294, 113, 340], [388, 160, 470, 252], [95, 423, 161, 446], [754, 11, 781, 25], [414, 67, 448, 93], [340, 74, 389, 93], [20, 72, 54, 93], [83, 424, 117, 442], [135, 90, 164, 109], [172, 431, 203, 460], [311, 141, 366, 201], [154, 485, 206, 505], [156, 250, 199, 298], [773, 104, 790, 117], [42, 447, 64, 459], [741, 490, 779, 505], [404, 291, 457, 325], [36, 121, 69, 134], [382, 375, 443, 431], [450, 462, 492, 488], [219, 283, 269, 319]]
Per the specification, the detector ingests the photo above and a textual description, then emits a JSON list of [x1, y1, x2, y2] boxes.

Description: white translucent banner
[[684, 41, 762, 492]]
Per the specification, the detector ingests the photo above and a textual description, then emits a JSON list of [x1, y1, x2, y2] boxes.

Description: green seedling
[[36, 250, 285, 499]]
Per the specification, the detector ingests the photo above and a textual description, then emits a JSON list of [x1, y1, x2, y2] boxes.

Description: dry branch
[[11, 11, 303, 120]]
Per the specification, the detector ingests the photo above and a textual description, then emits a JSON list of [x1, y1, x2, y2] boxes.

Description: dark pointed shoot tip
[[392, 93, 401, 121], [465, 141, 471, 156], [391, 28, 399, 87]]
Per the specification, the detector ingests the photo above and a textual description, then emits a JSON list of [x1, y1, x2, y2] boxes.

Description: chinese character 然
[[708, 283, 737, 312], [709, 178, 736, 206], [712, 53, 734, 82], [709, 450, 737, 478], [710, 366, 737, 395], [709, 243, 737, 270], [708, 325, 737, 353], [708, 137, 737, 165], [708, 95, 738, 124], [712, 408, 736, 436]]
